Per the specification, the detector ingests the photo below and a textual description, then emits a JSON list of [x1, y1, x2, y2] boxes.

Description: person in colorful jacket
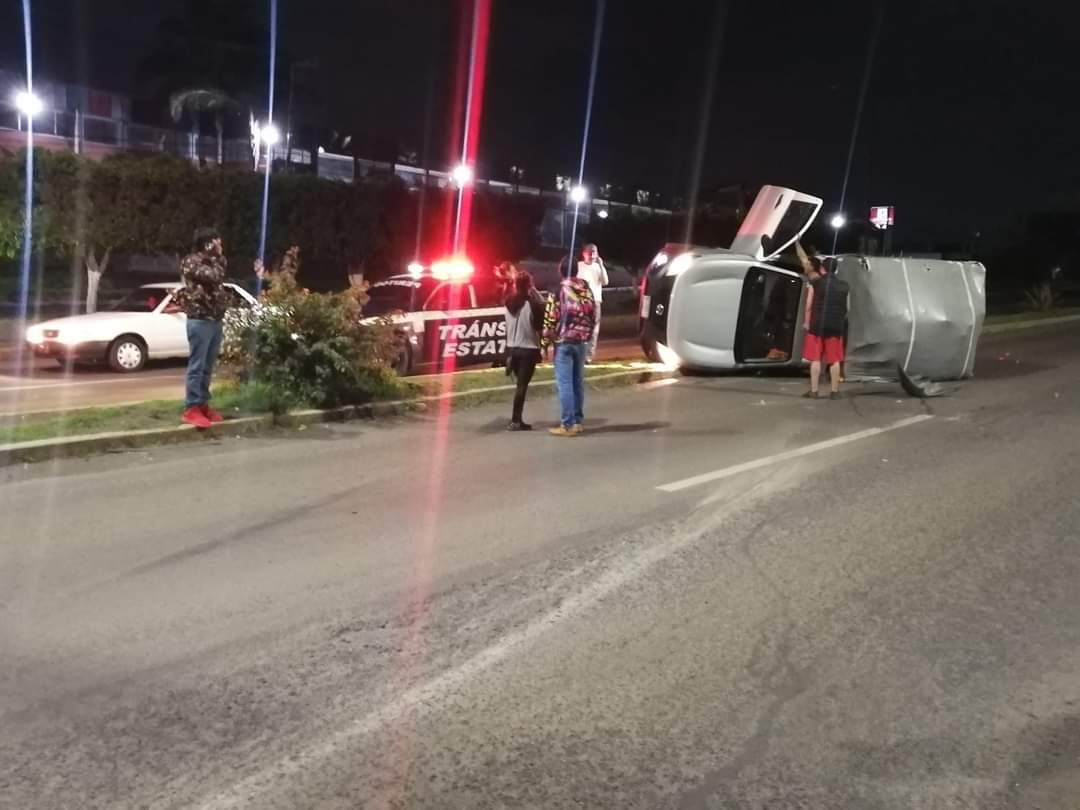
[[174, 227, 263, 428], [542, 272, 596, 436]]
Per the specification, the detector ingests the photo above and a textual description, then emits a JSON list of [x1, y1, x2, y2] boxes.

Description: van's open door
[[730, 185, 823, 261]]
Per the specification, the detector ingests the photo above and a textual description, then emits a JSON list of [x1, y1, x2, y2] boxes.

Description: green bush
[[221, 251, 405, 413]]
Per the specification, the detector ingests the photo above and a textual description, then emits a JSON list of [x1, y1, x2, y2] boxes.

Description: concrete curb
[[0, 366, 673, 467]]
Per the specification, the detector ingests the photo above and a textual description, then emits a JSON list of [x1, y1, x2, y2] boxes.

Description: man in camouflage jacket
[[175, 227, 262, 428]]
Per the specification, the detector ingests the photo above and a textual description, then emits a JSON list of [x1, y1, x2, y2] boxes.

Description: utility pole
[[284, 60, 316, 169]]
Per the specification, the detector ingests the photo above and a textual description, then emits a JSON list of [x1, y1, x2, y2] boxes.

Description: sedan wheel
[[109, 337, 147, 373]]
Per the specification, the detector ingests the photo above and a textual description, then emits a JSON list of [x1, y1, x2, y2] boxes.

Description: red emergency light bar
[[431, 256, 475, 281]]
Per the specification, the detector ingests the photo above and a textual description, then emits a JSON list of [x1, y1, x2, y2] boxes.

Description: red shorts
[[803, 334, 845, 364]]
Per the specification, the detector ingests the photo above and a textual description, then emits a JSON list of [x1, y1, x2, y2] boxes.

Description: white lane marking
[[0, 374, 181, 393], [195, 480, 769, 810], [635, 377, 680, 391], [656, 414, 934, 493]]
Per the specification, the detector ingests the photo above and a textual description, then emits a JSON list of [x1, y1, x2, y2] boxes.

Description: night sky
[[3, 0, 1078, 244]]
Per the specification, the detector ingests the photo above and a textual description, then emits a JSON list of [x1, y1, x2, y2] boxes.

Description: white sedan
[[24, 282, 258, 372]]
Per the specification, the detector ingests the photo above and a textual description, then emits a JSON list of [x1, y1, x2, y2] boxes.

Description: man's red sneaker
[[201, 405, 225, 423], [182, 406, 212, 429]]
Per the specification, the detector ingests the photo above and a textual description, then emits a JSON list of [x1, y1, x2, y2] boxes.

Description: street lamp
[[451, 163, 474, 188], [256, 123, 281, 146], [13, 90, 43, 118], [569, 184, 588, 205], [596, 208, 609, 220], [829, 212, 847, 253]]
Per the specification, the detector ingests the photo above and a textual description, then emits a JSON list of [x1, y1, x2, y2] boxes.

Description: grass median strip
[[0, 399, 188, 445], [0, 361, 653, 447], [984, 307, 1080, 325]]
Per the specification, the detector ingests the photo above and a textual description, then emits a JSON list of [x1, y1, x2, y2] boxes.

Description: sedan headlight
[[25, 325, 43, 343]]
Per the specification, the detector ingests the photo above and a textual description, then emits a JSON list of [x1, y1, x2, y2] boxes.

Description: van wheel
[[108, 335, 147, 373]]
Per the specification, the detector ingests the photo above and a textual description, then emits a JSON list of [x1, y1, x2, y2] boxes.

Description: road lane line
[[635, 377, 680, 391], [195, 479, 773, 810], [0, 374, 181, 392], [656, 414, 934, 493]]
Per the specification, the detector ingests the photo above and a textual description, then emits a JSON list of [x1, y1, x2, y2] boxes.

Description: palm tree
[[169, 87, 237, 164]]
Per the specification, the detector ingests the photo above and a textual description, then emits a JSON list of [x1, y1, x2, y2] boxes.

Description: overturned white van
[[639, 185, 987, 382]]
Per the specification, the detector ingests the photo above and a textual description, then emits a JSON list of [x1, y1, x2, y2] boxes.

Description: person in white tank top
[[575, 243, 608, 360]]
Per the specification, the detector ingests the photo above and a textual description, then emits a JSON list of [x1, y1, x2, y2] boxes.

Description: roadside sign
[[870, 205, 895, 230]]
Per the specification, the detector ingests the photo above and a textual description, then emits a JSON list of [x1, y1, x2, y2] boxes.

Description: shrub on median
[[221, 253, 406, 413]]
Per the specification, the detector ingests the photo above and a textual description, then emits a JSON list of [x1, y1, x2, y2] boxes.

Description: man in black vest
[[798, 245, 849, 399]]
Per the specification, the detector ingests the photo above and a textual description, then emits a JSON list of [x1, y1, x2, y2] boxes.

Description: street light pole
[[830, 213, 847, 254], [256, 123, 280, 289], [284, 60, 315, 169], [13, 84, 43, 377], [284, 63, 296, 169]]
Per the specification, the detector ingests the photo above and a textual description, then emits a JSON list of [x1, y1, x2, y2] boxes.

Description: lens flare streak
[[256, 0, 279, 293], [567, 0, 606, 256]]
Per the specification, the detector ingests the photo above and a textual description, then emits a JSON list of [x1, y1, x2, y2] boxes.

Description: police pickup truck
[[362, 258, 513, 375]]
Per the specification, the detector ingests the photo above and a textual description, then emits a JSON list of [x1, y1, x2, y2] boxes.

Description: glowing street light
[[569, 184, 588, 205], [451, 163, 474, 188], [256, 123, 281, 146], [829, 213, 847, 230], [14, 90, 44, 118], [596, 208, 609, 220]]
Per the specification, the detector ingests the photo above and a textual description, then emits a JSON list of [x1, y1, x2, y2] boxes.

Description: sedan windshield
[[363, 284, 415, 316], [111, 289, 171, 313]]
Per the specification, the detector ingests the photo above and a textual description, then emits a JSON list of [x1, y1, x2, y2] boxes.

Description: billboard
[[870, 205, 896, 230]]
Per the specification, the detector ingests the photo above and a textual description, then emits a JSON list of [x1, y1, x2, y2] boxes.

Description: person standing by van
[[503, 271, 545, 431], [575, 243, 609, 361], [801, 253, 849, 399]]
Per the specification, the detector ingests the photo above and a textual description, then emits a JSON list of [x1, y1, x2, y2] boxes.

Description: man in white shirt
[[575, 243, 608, 360]]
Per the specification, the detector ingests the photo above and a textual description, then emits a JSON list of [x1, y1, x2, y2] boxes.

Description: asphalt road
[[1, 325, 1079, 809], [0, 337, 643, 416]]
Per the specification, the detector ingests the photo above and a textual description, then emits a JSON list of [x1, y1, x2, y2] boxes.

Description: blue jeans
[[554, 341, 587, 427], [185, 319, 223, 408]]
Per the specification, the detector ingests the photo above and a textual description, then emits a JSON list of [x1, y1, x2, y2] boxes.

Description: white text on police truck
[[438, 321, 506, 357]]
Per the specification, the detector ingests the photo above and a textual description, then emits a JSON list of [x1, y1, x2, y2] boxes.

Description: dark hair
[[192, 227, 221, 253], [809, 256, 823, 273], [505, 271, 535, 315], [559, 254, 577, 279]]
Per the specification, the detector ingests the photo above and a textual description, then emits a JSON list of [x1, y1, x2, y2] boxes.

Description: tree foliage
[[0, 150, 396, 302]]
